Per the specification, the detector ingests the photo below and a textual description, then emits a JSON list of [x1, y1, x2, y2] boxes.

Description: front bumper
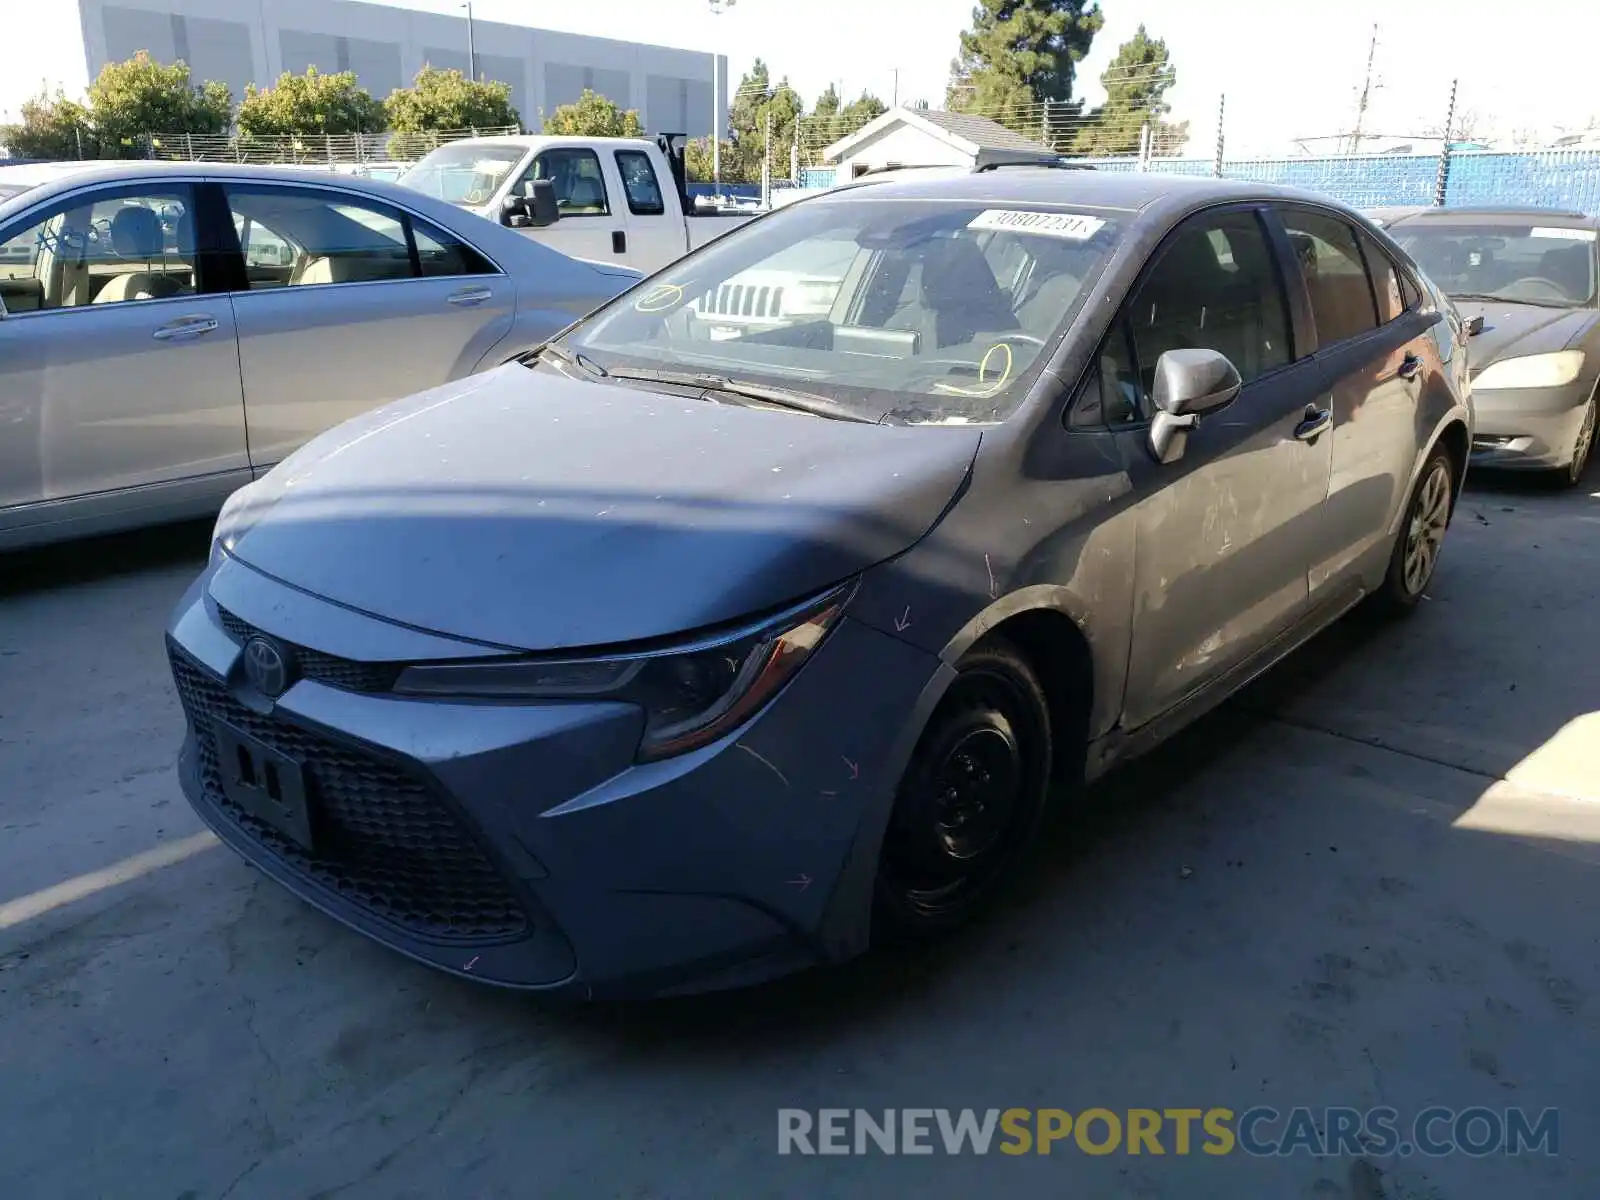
[[165, 555, 943, 998], [1469, 380, 1593, 469]]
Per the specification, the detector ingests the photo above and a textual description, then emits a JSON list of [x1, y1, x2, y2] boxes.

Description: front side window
[[529, 149, 609, 217], [1280, 210, 1380, 347], [0, 186, 195, 313], [562, 198, 1124, 424], [225, 187, 416, 288], [1113, 211, 1291, 420], [1391, 222, 1597, 307], [614, 150, 665, 216]]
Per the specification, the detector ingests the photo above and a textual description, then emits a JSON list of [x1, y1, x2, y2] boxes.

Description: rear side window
[[413, 217, 496, 277], [614, 150, 665, 216], [1358, 230, 1411, 323], [1280, 210, 1379, 346]]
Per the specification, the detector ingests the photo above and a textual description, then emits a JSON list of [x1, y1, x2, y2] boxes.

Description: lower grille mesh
[[170, 647, 528, 942]]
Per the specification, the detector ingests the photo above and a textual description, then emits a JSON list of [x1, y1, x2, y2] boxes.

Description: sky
[[455, 0, 1600, 154], [9, 0, 1600, 154]]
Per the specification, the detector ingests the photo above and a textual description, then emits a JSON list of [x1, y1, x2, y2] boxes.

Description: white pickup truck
[[397, 134, 758, 276]]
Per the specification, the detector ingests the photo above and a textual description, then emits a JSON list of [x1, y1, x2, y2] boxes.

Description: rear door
[[611, 147, 682, 273], [1271, 206, 1437, 602], [1091, 206, 1333, 728], [219, 182, 513, 471], [0, 179, 247, 516]]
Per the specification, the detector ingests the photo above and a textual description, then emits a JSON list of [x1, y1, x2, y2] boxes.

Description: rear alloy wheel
[[1559, 393, 1596, 488], [874, 640, 1053, 942], [1370, 449, 1454, 616]]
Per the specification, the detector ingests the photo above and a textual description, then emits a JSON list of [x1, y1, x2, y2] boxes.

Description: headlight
[[394, 583, 855, 761], [1473, 350, 1586, 390]]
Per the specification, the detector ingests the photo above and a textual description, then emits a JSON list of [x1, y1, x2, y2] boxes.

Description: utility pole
[[1213, 93, 1225, 177], [461, 2, 476, 81], [1350, 23, 1377, 154], [891, 68, 899, 109]]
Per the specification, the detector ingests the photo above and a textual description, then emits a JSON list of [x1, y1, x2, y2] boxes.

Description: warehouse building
[[1, 0, 725, 139]]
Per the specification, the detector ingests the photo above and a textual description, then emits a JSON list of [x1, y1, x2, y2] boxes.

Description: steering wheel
[[1498, 277, 1571, 302]]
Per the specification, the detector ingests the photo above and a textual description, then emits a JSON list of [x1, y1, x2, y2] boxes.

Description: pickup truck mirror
[[521, 180, 559, 227], [1147, 348, 1241, 464]]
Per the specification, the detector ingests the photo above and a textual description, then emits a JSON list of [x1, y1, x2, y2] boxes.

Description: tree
[[0, 88, 95, 159], [720, 59, 806, 180], [946, 0, 1102, 135], [385, 65, 519, 132], [236, 67, 385, 137], [798, 86, 885, 166], [1070, 25, 1185, 156], [543, 89, 643, 137], [86, 51, 232, 156]]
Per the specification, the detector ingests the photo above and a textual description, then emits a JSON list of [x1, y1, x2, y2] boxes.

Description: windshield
[[1393, 222, 1597, 307], [561, 196, 1122, 424], [397, 142, 526, 207]]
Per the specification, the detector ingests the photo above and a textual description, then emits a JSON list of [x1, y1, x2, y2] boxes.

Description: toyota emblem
[[242, 636, 292, 698]]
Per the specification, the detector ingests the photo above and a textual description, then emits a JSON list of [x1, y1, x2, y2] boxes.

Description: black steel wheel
[[874, 640, 1053, 941]]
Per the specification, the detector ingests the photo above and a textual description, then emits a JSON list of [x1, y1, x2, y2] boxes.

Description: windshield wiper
[[602, 367, 878, 423], [1450, 291, 1574, 309], [532, 343, 608, 377]]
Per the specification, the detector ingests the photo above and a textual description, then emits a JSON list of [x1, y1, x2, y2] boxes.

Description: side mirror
[[1147, 348, 1241, 465], [500, 194, 532, 228], [525, 179, 559, 228]]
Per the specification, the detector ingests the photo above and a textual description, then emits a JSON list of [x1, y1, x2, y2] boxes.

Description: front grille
[[170, 647, 528, 942], [217, 606, 400, 693], [699, 282, 783, 318]]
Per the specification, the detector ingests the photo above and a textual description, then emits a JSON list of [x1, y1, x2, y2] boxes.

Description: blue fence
[[1069, 149, 1600, 212], [777, 151, 1600, 212]]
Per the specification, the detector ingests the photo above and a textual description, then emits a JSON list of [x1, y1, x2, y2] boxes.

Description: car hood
[[224, 367, 981, 651], [1454, 300, 1597, 369]]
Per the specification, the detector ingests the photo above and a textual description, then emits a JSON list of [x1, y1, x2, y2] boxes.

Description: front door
[[513, 147, 627, 266], [1107, 208, 1333, 728], [0, 181, 246, 512], [220, 183, 515, 470]]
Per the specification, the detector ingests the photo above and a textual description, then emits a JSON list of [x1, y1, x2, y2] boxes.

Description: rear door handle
[[1294, 405, 1333, 442], [152, 314, 219, 341], [447, 286, 494, 306], [611, 229, 627, 255], [1398, 352, 1422, 380]]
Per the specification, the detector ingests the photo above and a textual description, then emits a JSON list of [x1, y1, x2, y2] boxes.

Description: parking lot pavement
[[2, 480, 1598, 1200]]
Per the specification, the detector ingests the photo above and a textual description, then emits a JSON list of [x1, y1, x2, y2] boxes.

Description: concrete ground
[[2, 475, 1598, 1200]]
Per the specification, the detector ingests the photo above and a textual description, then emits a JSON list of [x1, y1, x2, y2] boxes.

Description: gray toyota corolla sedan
[[1388, 207, 1600, 485], [165, 170, 1471, 998]]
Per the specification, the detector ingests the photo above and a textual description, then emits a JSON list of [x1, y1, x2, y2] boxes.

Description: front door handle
[[612, 229, 627, 255], [1294, 405, 1333, 442], [447, 286, 494, 307], [1397, 352, 1422, 380], [152, 314, 219, 341]]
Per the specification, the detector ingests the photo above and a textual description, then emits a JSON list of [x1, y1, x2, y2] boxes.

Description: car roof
[[1388, 206, 1597, 228], [0, 160, 449, 222], [811, 165, 1347, 221]]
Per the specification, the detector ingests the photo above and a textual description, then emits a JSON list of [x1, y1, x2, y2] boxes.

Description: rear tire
[[1368, 448, 1454, 617], [873, 640, 1053, 944]]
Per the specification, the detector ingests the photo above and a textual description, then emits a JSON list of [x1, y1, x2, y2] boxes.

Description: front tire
[[1369, 448, 1454, 616], [1555, 392, 1596, 488], [873, 640, 1053, 943]]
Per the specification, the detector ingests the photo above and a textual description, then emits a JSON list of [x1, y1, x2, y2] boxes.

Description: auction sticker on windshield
[[1531, 227, 1597, 242], [968, 209, 1108, 239]]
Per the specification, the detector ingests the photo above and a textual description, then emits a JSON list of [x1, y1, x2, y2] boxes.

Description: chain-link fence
[[73, 124, 522, 167]]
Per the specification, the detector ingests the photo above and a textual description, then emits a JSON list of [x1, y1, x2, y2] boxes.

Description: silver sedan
[[0, 161, 639, 550]]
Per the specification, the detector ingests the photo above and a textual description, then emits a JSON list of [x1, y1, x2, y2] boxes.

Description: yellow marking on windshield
[[634, 282, 685, 312], [933, 341, 1014, 398]]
